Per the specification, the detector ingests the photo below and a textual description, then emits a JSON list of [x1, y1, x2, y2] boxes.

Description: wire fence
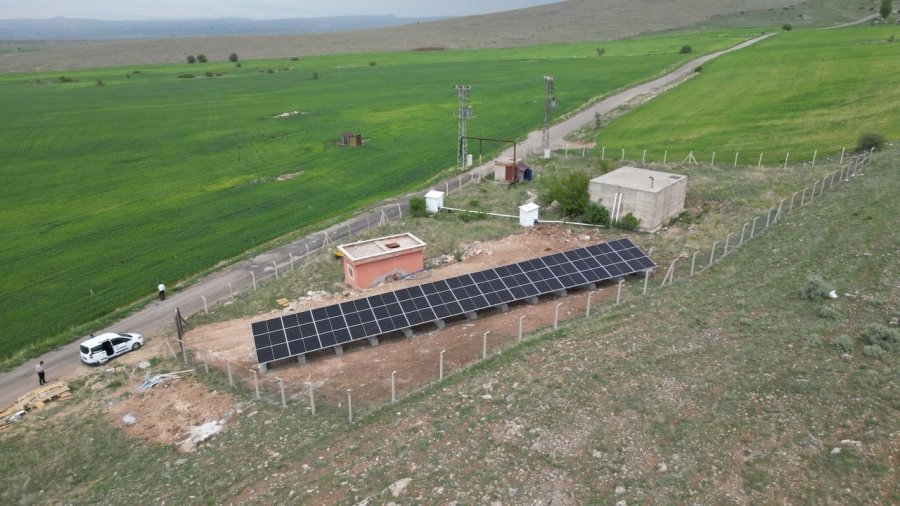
[[167, 147, 873, 423]]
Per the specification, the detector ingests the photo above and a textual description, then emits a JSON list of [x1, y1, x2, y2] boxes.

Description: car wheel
[[132, 343, 141, 351]]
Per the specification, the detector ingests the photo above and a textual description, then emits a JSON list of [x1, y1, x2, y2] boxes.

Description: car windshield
[[80, 345, 88, 353]]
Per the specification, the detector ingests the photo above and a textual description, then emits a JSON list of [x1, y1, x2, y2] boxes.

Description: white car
[[79, 332, 143, 365]]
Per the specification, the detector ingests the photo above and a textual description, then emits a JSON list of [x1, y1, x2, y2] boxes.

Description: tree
[[537, 170, 591, 217], [782, 23, 793, 31], [856, 132, 886, 152], [197, 54, 207, 63], [595, 47, 606, 57], [679, 45, 692, 54], [229, 52, 239, 63], [880, 0, 893, 20], [186, 55, 196, 64]]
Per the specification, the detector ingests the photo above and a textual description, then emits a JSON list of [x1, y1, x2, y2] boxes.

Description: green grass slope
[[595, 26, 900, 162], [1, 143, 896, 505], [0, 31, 753, 363]]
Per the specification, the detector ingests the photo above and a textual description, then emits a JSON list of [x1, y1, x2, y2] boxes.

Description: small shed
[[337, 233, 426, 288], [589, 166, 687, 232], [493, 158, 528, 183]]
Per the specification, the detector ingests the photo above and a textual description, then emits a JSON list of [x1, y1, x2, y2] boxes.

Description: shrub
[[177, 73, 195, 79], [595, 47, 606, 57], [615, 213, 641, 231], [860, 323, 899, 351], [468, 198, 480, 208], [205, 71, 213, 77], [880, 0, 892, 20], [229, 52, 239, 63], [96, 79, 104, 86], [537, 170, 591, 217], [312, 72, 319, 80], [818, 306, 841, 320], [782, 23, 793, 31], [581, 203, 610, 226], [862, 344, 885, 359], [597, 158, 617, 173], [457, 211, 487, 222], [290, 56, 299, 61], [369, 61, 377, 66], [186, 55, 196, 64], [594, 112, 602, 129], [856, 132, 886, 152], [831, 334, 854, 353], [679, 45, 692, 54], [799, 274, 830, 299], [409, 197, 427, 218], [266, 69, 275, 74], [197, 54, 207, 63], [236, 62, 242, 68], [694, 65, 703, 73], [453, 249, 463, 262], [805, 335, 822, 348]]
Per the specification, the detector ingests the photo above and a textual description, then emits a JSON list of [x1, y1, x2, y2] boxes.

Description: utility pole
[[542, 75, 555, 159], [455, 85, 472, 168]]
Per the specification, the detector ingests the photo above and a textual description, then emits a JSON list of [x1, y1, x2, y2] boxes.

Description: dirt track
[[0, 32, 775, 409]]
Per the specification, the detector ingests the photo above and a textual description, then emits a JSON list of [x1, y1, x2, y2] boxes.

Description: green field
[[0, 31, 757, 363], [595, 26, 900, 163]]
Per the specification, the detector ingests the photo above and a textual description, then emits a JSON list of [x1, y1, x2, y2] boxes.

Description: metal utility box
[[589, 166, 687, 232], [424, 190, 444, 214]]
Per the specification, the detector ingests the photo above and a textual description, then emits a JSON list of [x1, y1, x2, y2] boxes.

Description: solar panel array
[[252, 238, 654, 365]]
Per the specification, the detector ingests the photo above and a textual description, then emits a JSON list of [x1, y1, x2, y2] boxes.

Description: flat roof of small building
[[337, 233, 426, 263], [591, 166, 686, 193]]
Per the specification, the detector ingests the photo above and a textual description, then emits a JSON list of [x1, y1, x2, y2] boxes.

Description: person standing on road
[[158, 282, 166, 301], [36, 361, 46, 386]]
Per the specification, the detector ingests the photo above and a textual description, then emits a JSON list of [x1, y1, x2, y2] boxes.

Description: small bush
[[205, 71, 213, 77], [290, 56, 299, 61], [694, 65, 703, 73], [805, 335, 823, 348], [409, 197, 428, 218], [860, 323, 899, 351], [581, 203, 610, 226], [229, 52, 239, 63], [862, 344, 885, 359], [369, 61, 377, 66], [831, 334, 854, 353], [96, 79, 104, 86], [782, 23, 793, 31], [312, 72, 319, 80], [197, 54, 207, 63], [177, 73, 195, 79], [615, 213, 641, 231], [596, 47, 606, 57], [453, 249, 463, 262], [679, 45, 693, 54], [856, 132, 886, 152], [597, 158, 617, 174], [594, 112, 602, 129], [799, 274, 830, 299], [236, 62, 242, 68], [186, 55, 196, 64], [818, 306, 841, 320], [457, 211, 487, 222]]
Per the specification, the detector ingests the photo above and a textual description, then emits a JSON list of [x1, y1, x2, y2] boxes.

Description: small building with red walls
[[337, 233, 426, 289]]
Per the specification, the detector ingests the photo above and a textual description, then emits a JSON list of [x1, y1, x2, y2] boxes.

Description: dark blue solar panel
[[251, 239, 654, 364]]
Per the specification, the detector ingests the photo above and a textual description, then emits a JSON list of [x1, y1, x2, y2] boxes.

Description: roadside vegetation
[[592, 26, 900, 163]]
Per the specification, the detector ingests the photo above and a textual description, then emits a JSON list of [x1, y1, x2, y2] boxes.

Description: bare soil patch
[[104, 375, 238, 451]]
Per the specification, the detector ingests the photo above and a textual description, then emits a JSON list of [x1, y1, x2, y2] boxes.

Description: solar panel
[[251, 238, 654, 365]]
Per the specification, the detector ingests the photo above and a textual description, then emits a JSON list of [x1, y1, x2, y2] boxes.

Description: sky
[[0, 0, 560, 20]]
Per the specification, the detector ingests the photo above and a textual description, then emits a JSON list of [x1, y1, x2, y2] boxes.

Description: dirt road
[[0, 33, 774, 408]]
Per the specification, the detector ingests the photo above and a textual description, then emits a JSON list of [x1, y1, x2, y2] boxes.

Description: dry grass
[[0, 0, 808, 72]]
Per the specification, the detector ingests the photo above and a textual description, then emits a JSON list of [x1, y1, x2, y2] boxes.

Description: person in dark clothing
[[36, 361, 46, 386]]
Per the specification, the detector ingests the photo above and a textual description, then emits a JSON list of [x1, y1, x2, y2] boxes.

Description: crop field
[[0, 30, 756, 363], [594, 26, 900, 162]]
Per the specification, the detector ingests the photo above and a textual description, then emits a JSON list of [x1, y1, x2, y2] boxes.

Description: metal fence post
[[226, 360, 233, 387], [586, 291, 595, 318], [347, 389, 353, 423]]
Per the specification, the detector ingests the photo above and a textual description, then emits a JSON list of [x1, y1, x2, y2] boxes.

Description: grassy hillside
[[1, 144, 895, 505], [0, 0, 815, 73], [594, 26, 900, 162], [0, 31, 753, 363]]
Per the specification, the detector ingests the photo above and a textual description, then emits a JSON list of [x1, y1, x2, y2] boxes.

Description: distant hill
[[0, 15, 441, 41], [0, 0, 817, 72]]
